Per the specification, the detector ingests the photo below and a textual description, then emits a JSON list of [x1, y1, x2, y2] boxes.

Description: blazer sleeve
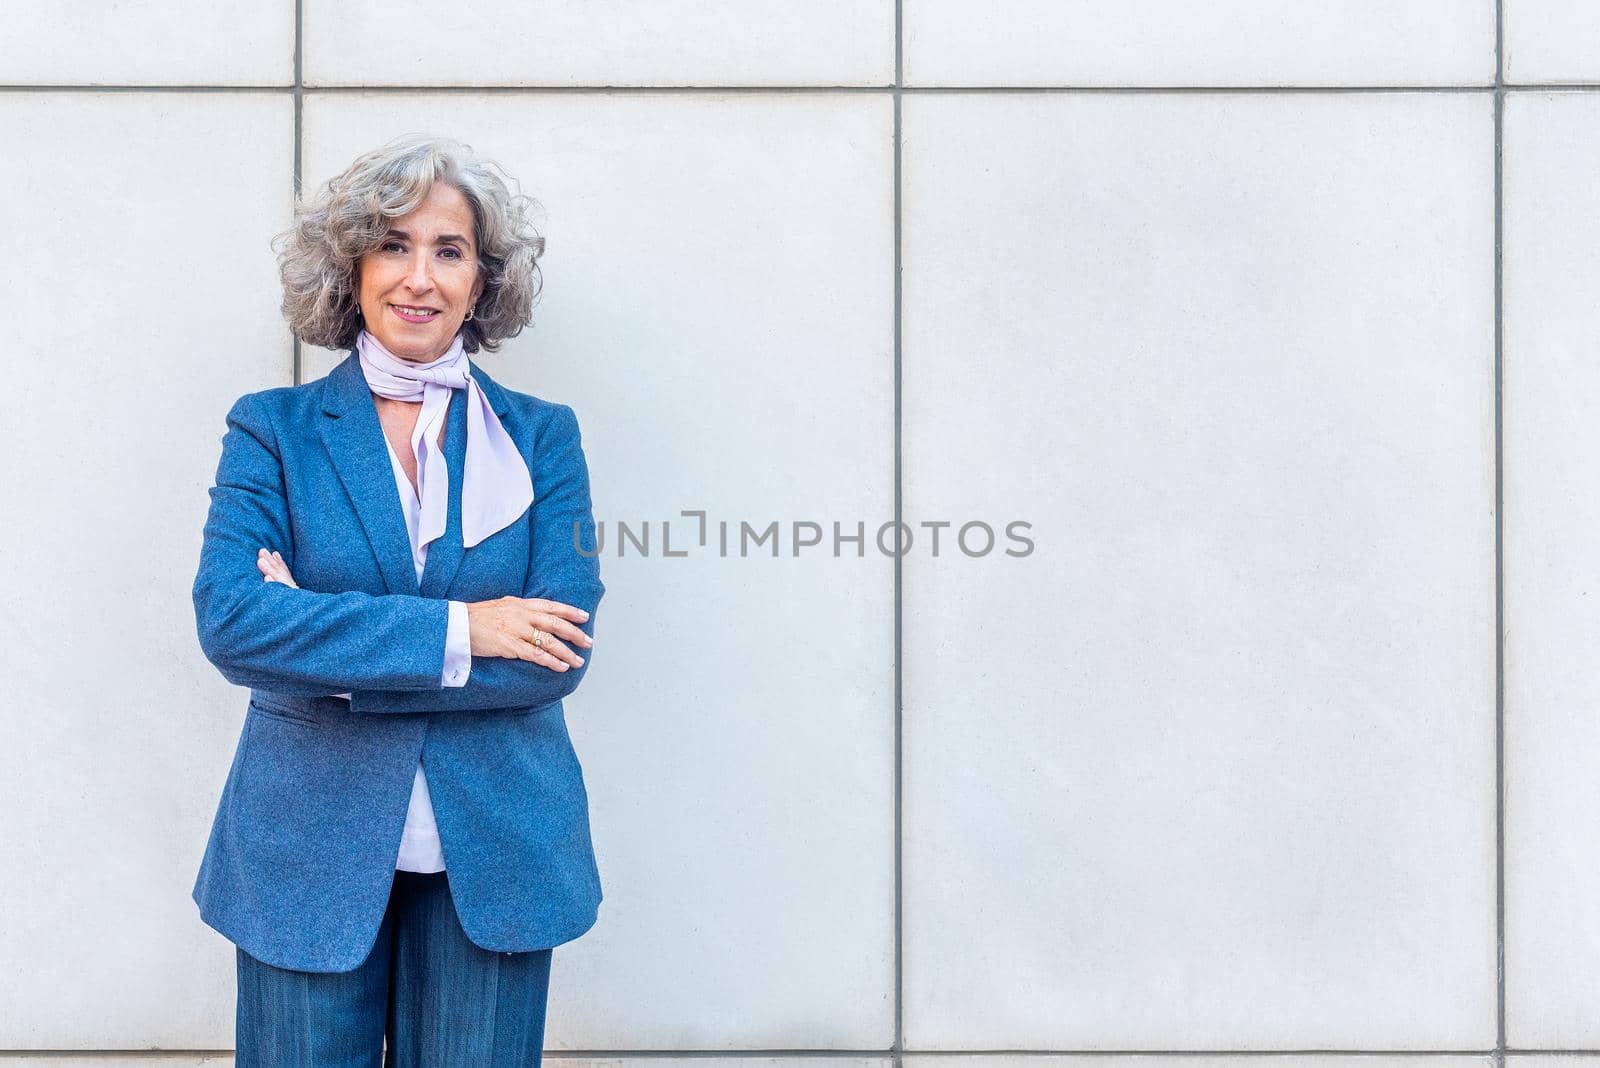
[[345, 402, 606, 715], [191, 391, 453, 695]]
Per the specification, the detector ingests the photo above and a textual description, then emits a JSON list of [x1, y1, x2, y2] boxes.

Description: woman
[[190, 133, 606, 1066]]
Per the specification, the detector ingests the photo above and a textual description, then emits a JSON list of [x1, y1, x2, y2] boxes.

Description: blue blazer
[[190, 348, 606, 973]]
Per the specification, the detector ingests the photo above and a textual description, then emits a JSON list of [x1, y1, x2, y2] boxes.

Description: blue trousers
[[235, 870, 553, 1067]]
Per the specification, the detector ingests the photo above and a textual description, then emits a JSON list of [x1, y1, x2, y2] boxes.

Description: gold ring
[[531, 628, 543, 649]]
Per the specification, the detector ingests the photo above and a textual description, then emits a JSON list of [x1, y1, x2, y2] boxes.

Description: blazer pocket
[[247, 694, 320, 727]]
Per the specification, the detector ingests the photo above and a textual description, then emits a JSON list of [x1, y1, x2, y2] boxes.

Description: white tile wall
[[1503, 90, 1600, 1049], [903, 0, 1496, 87], [0, 0, 1583, 1058], [0, 92, 292, 1048], [1505, 0, 1600, 83], [302, 90, 897, 1047], [303, 0, 894, 87], [0, 1, 292, 85], [900, 91, 1497, 1049]]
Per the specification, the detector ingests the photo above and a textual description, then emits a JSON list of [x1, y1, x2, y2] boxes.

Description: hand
[[467, 596, 593, 672], [257, 548, 298, 588]]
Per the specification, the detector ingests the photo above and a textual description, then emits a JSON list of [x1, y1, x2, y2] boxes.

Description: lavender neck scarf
[[356, 329, 533, 550]]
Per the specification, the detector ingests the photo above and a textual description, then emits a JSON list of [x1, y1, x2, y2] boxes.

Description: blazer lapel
[[319, 350, 420, 597], [319, 349, 519, 601]]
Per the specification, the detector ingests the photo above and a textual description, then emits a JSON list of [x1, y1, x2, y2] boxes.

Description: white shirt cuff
[[442, 599, 472, 688]]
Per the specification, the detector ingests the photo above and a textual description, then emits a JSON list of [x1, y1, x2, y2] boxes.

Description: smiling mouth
[[391, 304, 441, 323]]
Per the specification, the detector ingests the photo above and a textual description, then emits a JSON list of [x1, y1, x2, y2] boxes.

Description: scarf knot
[[356, 329, 533, 551]]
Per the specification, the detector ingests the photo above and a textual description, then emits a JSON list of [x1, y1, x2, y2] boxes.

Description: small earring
[[464, 307, 476, 322]]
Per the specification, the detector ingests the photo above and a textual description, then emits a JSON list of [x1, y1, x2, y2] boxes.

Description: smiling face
[[355, 181, 485, 363]]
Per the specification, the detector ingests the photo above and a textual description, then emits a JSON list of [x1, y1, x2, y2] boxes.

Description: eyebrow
[[384, 228, 472, 245]]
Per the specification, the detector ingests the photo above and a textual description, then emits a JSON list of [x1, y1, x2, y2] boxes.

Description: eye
[[381, 240, 405, 253], [440, 247, 463, 260]]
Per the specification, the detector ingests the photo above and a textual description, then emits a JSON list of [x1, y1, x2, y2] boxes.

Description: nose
[[404, 248, 433, 292]]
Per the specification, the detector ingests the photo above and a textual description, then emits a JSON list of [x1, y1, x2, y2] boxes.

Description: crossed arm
[[191, 391, 606, 713]]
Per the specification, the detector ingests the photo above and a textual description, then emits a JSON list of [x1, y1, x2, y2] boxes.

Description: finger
[[517, 629, 583, 669], [522, 597, 591, 624], [508, 638, 568, 670], [259, 554, 299, 589], [532, 612, 593, 650]]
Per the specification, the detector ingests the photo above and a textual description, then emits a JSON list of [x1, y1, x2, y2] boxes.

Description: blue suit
[[190, 348, 606, 973]]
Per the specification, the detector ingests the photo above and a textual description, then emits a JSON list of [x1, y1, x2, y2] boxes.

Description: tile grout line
[[1493, 0, 1507, 1063], [0, 1047, 1564, 1058], [0, 83, 1574, 94], [892, 0, 906, 1062]]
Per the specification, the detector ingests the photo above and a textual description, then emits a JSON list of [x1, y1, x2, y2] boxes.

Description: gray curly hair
[[273, 133, 545, 354]]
